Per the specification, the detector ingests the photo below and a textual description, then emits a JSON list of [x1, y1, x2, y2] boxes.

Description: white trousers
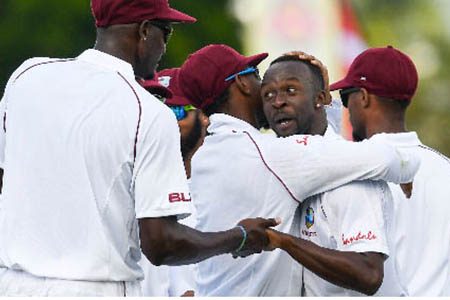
[[0, 268, 142, 296]]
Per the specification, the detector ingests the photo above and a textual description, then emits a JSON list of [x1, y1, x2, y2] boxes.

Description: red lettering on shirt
[[296, 136, 309, 146], [168, 192, 191, 203], [341, 230, 377, 245]]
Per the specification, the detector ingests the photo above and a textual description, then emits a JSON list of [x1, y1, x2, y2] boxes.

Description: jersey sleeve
[[247, 132, 420, 202], [324, 181, 390, 255], [132, 105, 192, 220], [0, 99, 6, 168]]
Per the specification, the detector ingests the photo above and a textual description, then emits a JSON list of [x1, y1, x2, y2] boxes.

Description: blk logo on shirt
[[168, 192, 191, 203]]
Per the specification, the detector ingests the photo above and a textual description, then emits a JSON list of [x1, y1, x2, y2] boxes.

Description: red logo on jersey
[[168, 192, 191, 203], [296, 136, 309, 146], [341, 230, 377, 245]]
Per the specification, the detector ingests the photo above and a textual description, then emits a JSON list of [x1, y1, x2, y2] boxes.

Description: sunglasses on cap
[[149, 20, 173, 43], [225, 66, 260, 82], [170, 104, 196, 121], [339, 87, 361, 108]]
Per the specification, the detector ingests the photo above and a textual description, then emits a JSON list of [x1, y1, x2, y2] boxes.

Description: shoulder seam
[[243, 131, 301, 203], [13, 58, 76, 83], [116, 72, 142, 164], [418, 145, 450, 166]]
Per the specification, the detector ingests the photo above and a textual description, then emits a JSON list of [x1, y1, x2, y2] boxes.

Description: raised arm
[[247, 132, 420, 202]]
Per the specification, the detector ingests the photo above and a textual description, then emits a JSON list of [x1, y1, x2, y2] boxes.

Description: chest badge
[[305, 207, 314, 229]]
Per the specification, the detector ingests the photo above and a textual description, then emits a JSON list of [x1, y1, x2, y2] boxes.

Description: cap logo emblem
[[360, 76, 367, 81], [158, 76, 171, 88]]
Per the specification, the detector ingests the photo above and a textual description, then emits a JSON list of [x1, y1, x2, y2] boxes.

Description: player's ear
[[360, 88, 370, 108], [234, 75, 252, 96], [314, 90, 327, 109]]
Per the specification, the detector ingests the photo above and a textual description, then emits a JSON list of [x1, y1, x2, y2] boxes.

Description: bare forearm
[[155, 223, 242, 266], [279, 232, 383, 295], [140, 216, 276, 267]]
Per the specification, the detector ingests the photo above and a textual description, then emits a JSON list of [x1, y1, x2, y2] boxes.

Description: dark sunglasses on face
[[225, 66, 260, 82], [170, 104, 196, 121], [149, 20, 173, 43], [339, 87, 361, 108]]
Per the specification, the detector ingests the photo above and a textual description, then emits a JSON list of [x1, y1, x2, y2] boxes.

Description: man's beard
[[181, 111, 203, 159]]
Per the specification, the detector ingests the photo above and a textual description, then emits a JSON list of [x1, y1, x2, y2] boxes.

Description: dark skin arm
[[266, 229, 385, 296], [139, 216, 279, 266]]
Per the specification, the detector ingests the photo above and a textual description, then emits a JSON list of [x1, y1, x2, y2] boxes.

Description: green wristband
[[234, 225, 247, 253]]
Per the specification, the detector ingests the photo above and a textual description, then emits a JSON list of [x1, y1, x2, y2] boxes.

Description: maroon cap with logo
[[157, 68, 192, 106], [140, 73, 173, 99], [330, 46, 418, 101], [91, 0, 196, 28], [178, 44, 268, 109]]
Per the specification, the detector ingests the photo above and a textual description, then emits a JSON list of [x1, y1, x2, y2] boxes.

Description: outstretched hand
[[284, 51, 331, 105], [264, 228, 284, 251], [232, 217, 281, 258]]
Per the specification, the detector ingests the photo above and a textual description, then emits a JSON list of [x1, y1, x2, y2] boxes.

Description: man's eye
[[263, 91, 275, 100], [287, 87, 297, 94]]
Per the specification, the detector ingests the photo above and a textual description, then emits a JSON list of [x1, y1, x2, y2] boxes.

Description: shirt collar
[[323, 125, 342, 140], [77, 49, 135, 78], [208, 113, 261, 135], [370, 132, 422, 147]]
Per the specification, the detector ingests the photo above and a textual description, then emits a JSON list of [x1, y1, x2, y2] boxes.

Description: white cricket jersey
[[191, 114, 302, 296], [374, 132, 450, 296], [299, 126, 390, 296], [190, 114, 419, 296], [0, 49, 191, 283]]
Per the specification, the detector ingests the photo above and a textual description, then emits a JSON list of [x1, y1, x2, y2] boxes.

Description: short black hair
[[202, 88, 230, 117], [376, 95, 411, 110], [269, 55, 325, 95]]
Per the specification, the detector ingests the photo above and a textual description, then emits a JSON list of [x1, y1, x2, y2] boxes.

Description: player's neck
[[366, 120, 407, 138]]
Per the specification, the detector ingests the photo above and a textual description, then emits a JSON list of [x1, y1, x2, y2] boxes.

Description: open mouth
[[273, 114, 295, 131]]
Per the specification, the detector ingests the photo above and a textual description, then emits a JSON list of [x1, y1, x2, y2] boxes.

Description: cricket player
[[260, 52, 395, 296], [0, 1, 277, 296], [330, 46, 450, 296], [176, 44, 420, 296]]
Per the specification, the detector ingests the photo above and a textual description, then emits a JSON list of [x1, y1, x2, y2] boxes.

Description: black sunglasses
[[149, 20, 173, 43], [339, 87, 361, 108]]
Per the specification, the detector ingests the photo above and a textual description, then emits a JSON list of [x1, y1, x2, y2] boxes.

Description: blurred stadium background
[[1, 0, 449, 155]]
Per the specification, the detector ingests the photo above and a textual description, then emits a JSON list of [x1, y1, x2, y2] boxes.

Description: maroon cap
[[157, 68, 192, 106], [330, 46, 418, 101], [91, 0, 196, 28], [178, 44, 268, 109], [141, 73, 173, 99]]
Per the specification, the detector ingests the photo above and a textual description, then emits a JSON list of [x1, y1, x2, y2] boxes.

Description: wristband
[[234, 225, 247, 253]]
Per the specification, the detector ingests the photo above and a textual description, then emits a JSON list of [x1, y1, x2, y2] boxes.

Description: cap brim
[[142, 81, 173, 98], [164, 95, 192, 106], [158, 7, 197, 23], [244, 52, 269, 67], [329, 78, 353, 91]]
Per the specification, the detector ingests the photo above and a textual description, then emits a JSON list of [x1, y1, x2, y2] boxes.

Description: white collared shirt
[[0, 49, 191, 282], [373, 132, 450, 296], [190, 114, 419, 296], [299, 128, 391, 296], [191, 114, 302, 296]]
